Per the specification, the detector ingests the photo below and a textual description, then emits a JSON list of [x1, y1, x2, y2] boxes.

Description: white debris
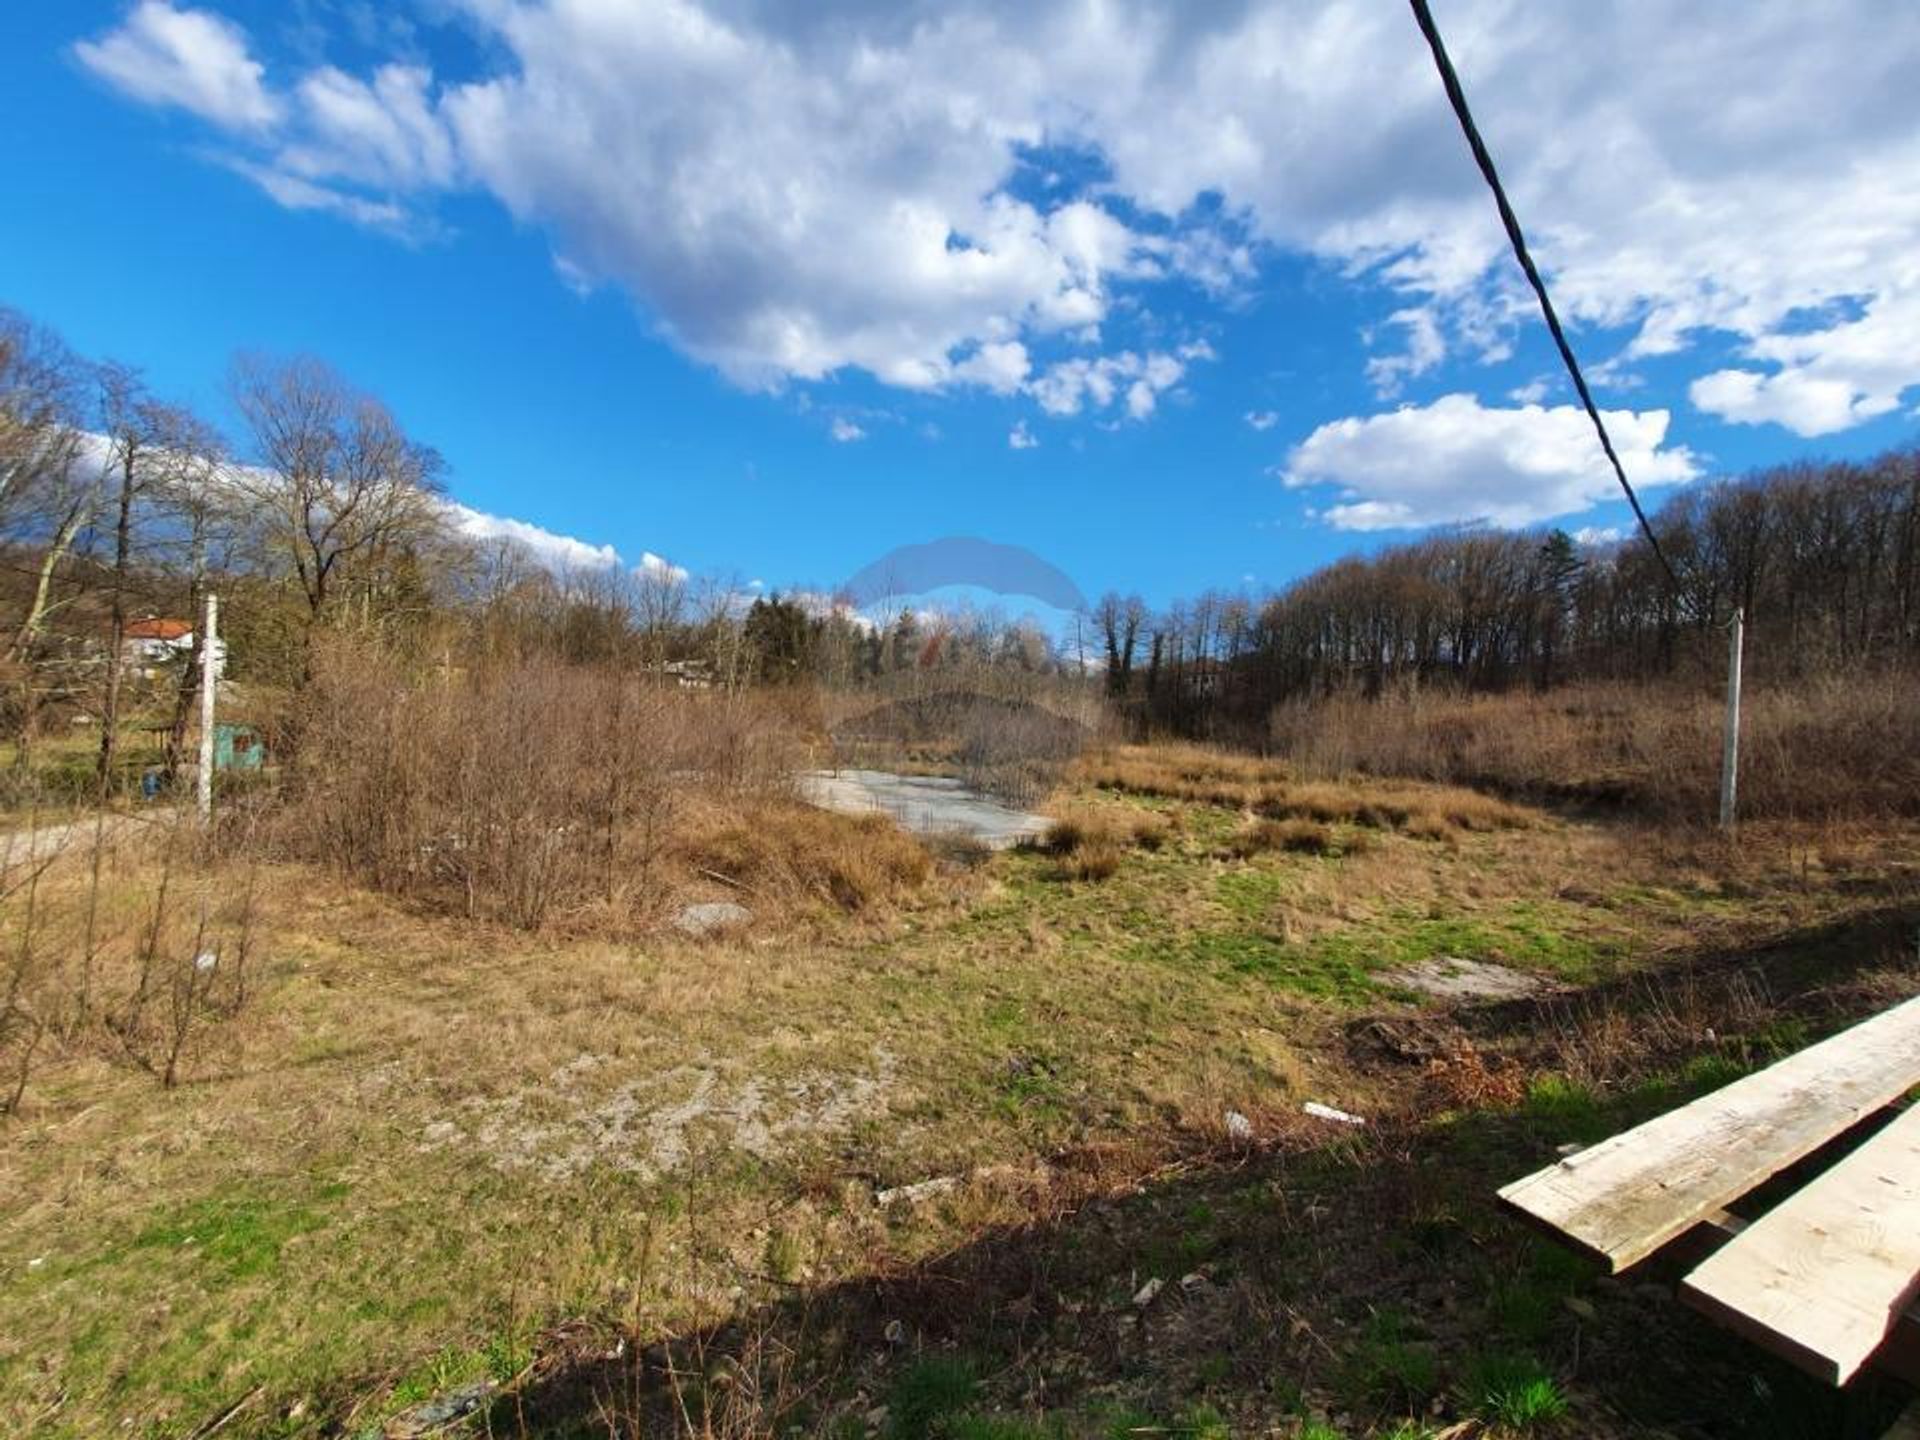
[[1132, 1277, 1164, 1308], [1224, 1110, 1253, 1140], [672, 901, 752, 936], [876, 1175, 958, 1207], [1303, 1101, 1366, 1127], [193, 951, 218, 972]]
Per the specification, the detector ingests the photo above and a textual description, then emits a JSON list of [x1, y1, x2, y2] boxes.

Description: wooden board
[[1679, 1100, 1920, 1385], [1498, 993, 1920, 1272]]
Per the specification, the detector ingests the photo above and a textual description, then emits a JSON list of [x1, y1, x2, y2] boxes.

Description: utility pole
[[197, 592, 218, 824], [1719, 606, 1744, 830]]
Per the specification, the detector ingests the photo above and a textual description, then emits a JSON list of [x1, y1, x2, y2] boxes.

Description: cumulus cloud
[[76, 2, 1920, 433], [1283, 394, 1700, 531], [1008, 420, 1038, 450], [1244, 410, 1279, 431], [75, 1, 281, 131], [1689, 289, 1920, 436], [445, 502, 621, 571], [829, 417, 867, 443], [1030, 342, 1212, 420], [638, 550, 690, 584]]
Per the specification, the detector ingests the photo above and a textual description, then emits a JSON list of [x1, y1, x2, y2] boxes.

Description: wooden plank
[[1680, 1101, 1920, 1385], [1498, 993, 1920, 1272], [1676, 1209, 1920, 1387]]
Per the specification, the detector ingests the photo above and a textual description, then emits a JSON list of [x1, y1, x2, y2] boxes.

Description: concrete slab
[[798, 769, 1050, 850]]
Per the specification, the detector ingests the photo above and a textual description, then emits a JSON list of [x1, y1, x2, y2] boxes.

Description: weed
[[1339, 1307, 1440, 1414], [1467, 1352, 1568, 1430], [887, 1356, 978, 1440]]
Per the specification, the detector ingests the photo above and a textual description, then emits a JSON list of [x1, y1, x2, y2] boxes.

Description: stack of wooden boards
[[1500, 992, 1920, 1391]]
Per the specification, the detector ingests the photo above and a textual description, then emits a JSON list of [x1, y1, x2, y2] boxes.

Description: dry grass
[[1077, 743, 1533, 837], [6, 737, 1919, 1438], [674, 797, 933, 913], [1029, 805, 1176, 881], [1268, 671, 1920, 823], [1229, 817, 1336, 857]]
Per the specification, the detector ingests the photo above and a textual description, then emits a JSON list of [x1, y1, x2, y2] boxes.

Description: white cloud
[[1244, 410, 1279, 431], [1008, 420, 1038, 450], [638, 550, 690, 584], [223, 158, 411, 232], [1030, 344, 1209, 420], [445, 502, 621, 571], [829, 417, 867, 443], [1571, 526, 1623, 547], [1283, 393, 1700, 531], [1507, 377, 1552, 405], [80, 3, 1920, 433], [75, 2, 281, 131], [953, 341, 1031, 395], [280, 64, 456, 190], [1365, 306, 1446, 397], [1690, 289, 1920, 436]]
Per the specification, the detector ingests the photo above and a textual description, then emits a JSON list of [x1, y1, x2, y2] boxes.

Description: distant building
[[122, 617, 226, 681]]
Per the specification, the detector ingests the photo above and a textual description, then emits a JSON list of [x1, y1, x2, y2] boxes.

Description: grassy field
[[2, 745, 1917, 1438]]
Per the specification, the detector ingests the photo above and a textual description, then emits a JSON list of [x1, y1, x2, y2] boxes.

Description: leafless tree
[[229, 354, 447, 650]]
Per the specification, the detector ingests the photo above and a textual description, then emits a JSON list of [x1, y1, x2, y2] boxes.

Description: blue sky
[[3, 2, 1916, 611]]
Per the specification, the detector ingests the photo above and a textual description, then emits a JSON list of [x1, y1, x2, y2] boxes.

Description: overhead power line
[[1406, 0, 1684, 594]]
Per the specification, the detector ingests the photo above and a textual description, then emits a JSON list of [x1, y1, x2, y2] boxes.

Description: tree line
[[0, 304, 1075, 796], [1098, 444, 1920, 740]]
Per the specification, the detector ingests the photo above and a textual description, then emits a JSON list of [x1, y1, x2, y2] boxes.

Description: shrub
[[266, 640, 810, 932]]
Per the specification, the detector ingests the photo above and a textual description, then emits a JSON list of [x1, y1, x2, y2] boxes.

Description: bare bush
[[1268, 670, 1920, 824], [2, 812, 262, 1112], [269, 641, 807, 931]]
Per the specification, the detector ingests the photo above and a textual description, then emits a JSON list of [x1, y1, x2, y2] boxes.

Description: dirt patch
[[420, 1048, 899, 1181], [1381, 955, 1562, 1000]]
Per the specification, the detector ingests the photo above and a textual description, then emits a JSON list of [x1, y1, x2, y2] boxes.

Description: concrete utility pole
[[197, 592, 217, 824], [1719, 606, 1744, 830]]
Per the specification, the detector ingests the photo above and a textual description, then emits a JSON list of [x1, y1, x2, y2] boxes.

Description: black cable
[[1406, 0, 1684, 595]]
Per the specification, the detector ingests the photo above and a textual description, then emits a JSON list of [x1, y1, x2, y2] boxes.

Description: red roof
[[125, 618, 192, 641]]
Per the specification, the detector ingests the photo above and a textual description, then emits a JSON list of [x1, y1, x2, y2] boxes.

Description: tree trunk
[[95, 449, 138, 796]]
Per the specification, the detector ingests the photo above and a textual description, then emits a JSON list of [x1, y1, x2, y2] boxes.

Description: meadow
[[3, 735, 1916, 1440]]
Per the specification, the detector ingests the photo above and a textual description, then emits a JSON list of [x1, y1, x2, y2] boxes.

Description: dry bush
[[1230, 817, 1335, 857], [1268, 671, 1920, 824], [1, 814, 263, 1111], [1032, 806, 1174, 880], [1077, 743, 1288, 809], [268, 641, 805, 932], [1078, 742, 1531, 840], [674, 799, 932, 912]]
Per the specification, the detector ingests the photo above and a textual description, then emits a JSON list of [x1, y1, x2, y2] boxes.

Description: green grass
[[5, 754, 1908, 1438], [1466, 1352, 1569, 1430]]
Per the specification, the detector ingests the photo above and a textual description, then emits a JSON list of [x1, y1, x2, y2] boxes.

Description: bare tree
[[92, 366, 214, 792], [229, 355, 447, 654], [1, 317, 99, 766]]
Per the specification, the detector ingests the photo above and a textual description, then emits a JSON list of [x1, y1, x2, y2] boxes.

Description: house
[[121, 617, 226, 681]]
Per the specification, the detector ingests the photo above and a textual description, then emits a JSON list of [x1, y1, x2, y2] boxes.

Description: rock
[[876, 1175, 958, 1206], [1132, 1277, 1164, 1308], [673, 901, 752, 936], [389, 1380, 493, 1436], [1302, 1101, 1366, 1127], [1564, 1295, 1598, 1321], [1179, 1272, 1209, 1293], [1224, 1110, 1253, 1140], [865, 1405, 890, 1428], [884, 1319, 906, 1345]]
